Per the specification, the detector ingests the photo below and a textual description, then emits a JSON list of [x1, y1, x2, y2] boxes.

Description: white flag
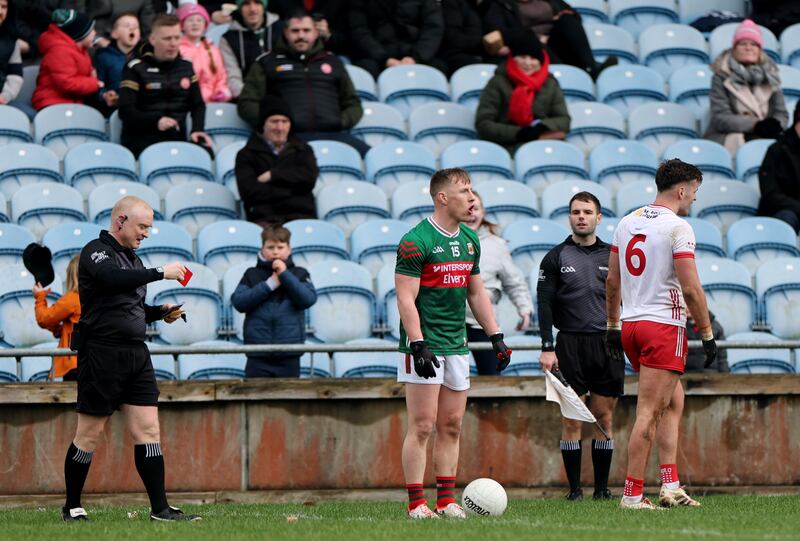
[[544, 370, 597, 423]]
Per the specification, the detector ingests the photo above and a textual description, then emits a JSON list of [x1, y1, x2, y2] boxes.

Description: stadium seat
[[679, 0, 746, 24], [0, 223, 35, 267], [164, 181, 239, 238], [16, 65, 38, 109], [596, 216, 620, 244], [0, 191, 7, 222], [0, 143, 61, 201], [565, 101, 626, 154], [736, 138, 775, 190], [549, 64, 595, 103], [615, 180, 658, 215], [12, 182, 86, 241], [570, 0, 609, 23], [222, 261, 251, 342], [638, 23, 708, 78], [147, 264, 223, 345], [306, 260, 375, 343], [332, 338, 396, 377], [139, 141, 215, 197], [628, 102, 699, 157], [350, 219, 410, 276], [88, 181, 162, 224], [179, 340, 246, 379], [391, 180, 435, 225], [350, 102, 408, 148], [710, 22, 780, 63], [215, 140, 247, 199], [137, 220, 194, 269], [696, 257, 757, 335], [309, 140, 365, 189], [668, 65, 714, 129], [541, 180, 615, 228], [19, 341, 58, 382], [778, 64, 800, 115], [376, 262, 400, 338], [684, 217, 726, 258], [204, 102, 251, 151], [588, 140, 658, 193], [33, 104, 107, 159], [727, 217, 800, 275], [450, 63, 498, 110], [148, 349, 178, 380], [0, 357, 18, 382], [365, 141, 436, 195], [108, 109, 122, 144], [284, 219, 349, 268], [300, 348, 333, 378], [501, 335, 543, 376], [63, 142, 139, 198], [377, 65, 450, 119], [726, 332, 795, 374], [197, 220, 262, 277], [42, 222, 102, 278], [663, 139, 736, 182], [781, 23, 800, 68], [0, 264, 63, 347], [316, 180, 390, 237], [596, 65, 668, 117], [477, 180, 540, 229], [585, 23, 638, 64], [609, 0, 679, 38], [346, 64, 378, 102], [409, 102, 477, 157], [515, 140, 589, 194], [502, 218, 570, 276], [205, 22, 229, 45], [756, 257, 800, 338], [692, 180, 759, 233], [440, 140, 513, 183], [0, 105, 32, 145]]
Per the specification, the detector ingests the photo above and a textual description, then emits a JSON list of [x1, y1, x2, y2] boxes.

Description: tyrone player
[[605, 159, 717, 510], [394, 167, 511, 519]]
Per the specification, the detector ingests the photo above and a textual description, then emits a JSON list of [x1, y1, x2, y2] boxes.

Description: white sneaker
[[619, 496, 663, 510], [659, 486, 701, 507], [436, 502, 467, 519], [408, 504, 440, 519]]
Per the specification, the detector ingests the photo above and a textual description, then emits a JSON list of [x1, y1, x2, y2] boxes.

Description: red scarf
[[505, 51, 550, 127]]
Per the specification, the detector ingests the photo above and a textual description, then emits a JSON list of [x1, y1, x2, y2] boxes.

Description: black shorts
[[76, 341, 160, 416], [556, 332, 624, 398]]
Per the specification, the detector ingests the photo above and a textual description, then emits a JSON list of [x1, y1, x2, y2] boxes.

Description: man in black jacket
[[758, 103, 800, 233]]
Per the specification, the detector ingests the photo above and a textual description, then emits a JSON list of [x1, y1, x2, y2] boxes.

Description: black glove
[[702, 337, 717, 368], [515, 123, 546, 143], [752, 117, 782, 139], [490, 332, 512, 372], [410, 340, 440, 379], [604, 328, 624, 364]]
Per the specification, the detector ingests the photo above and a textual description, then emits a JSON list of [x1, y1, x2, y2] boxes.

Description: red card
[[179, 267, 193, 287]]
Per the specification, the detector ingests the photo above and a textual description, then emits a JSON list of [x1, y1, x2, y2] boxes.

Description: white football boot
[[436, 502, 467, 519], [408, 504, 440, 519], [659, 486, 701, 507]]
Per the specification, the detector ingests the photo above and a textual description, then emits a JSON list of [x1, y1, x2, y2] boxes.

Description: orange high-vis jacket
[[34, 289, 80, 378]]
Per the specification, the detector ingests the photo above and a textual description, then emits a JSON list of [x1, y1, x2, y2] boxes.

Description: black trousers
[[467, 325, 500, 376], [245, 355, 301, 378], [545, 13, 597, 72]]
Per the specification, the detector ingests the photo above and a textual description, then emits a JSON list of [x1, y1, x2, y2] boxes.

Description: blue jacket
[[93, 40, 128, 98], [231, 255, 316, 359]]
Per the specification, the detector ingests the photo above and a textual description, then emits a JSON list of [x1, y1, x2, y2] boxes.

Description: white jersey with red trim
[[611, 204, 696, 327]]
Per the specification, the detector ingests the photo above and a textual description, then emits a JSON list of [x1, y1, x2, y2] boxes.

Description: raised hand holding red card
[[179, 267, 193, 287]]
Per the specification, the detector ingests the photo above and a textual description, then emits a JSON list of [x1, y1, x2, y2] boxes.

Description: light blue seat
[[570, 0, 609, 24], [0, 191, 7, 222], [300, 347, 333, 378], [679, 0, 746, 24], [33, 104, 107, 159], [409, 102, 477, 157], [585, 23, 638, 64], [450, 63, 497, 110], [332, 338, 396, 378], [663, 139, 736, 182], [778, 64, 800, 115], [137, 221, 194, 268], [377, 65, 450, 119], [164, 180, 239, 238], [615, 180, 658, 216], [696, 257, 757, 335], [515, 140, 589, 194], [12, 182, 85, 241], [692, 180, 759, 234], [391, 180, 434, 225], [710, 22, 780, 63], [63, 142, 138, 198], [597, 65, 668, 117], [684, 217, 726, 258], [736, 138, 775, 190], [309, 140, 365, 189], [565, 101, 626, 154], [550, 64, 595, 103], [756, 257, 800, 338], [284, 219, 349, 268], [197, 220, 262, 277], [501, 335, 543, 376], [108, 109, 122, 143], [222, 261, 251, 342], [502, 218, 570, 276], [596, 216, 620, 243], [726, 332, 795, 374], [350, 219, 410, 276], [139, 141, 215, 197], [668, 65, 714, 128], [16, 65, 38, 109], [728, 217, 800, 275], [628, 102, 699, 157], [215, 140, 247, 199], [0, 357, 18, 382], [0, 264, 63, 347], [0, 143, 61, 200], [88, 181, 162, 224], [179, 340, 246, 379], [0, 223, 35, 267], [42, 222, 102, 278], [589, 140, 658, 193], [149, 350, 178, 380], [440, 140, 513, 183], [638, 23, 708, 78], [477, 180, 540, 229], [316, 180, 390, 237], [147, 264, 223, 345], [0, 105, 32, 144], [781, 23, 800, 68], [376, 262, 400, 339], [609, 0, 679, 38], [365, 141, 436, 195], [541, 180, 615, 228], [351, 102, 408, 148], [205, 22, 229, 45], [20, 341, 58, 382], [306, 260, 375, 343], [204, 102, 250, 151], [346, 64, 378, 102]]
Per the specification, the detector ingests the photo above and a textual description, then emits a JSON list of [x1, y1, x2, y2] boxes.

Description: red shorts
[[622, 320, 687, 374]]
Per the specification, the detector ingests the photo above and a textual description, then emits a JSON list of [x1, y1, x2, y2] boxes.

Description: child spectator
[[231, 224, 317, 378], [177, 3, 232, 103], [94, 13, 141, 113], [0, 0, 24, 108]]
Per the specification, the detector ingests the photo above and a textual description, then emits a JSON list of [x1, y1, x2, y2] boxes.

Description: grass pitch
[[1, 496, 798, 541]]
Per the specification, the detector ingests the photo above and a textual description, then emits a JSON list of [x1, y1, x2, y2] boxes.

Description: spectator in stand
[[0, 0, 24, 109], [87, 0, 154, 41], [271, 0, 350, 57], [94, 13, 141, 115], [758, 103, 800, 233], [238, 10, 366, 155], [219, 0, 282, 99], [348, 0, 444, 78], [200, 1, 236, 25], [475, 30, 570, 153], [32, 9, 106, 112], [177, 3, 232, 102], [235, 96, 319, 226], [705, 19, 788, 155], [431, 0, 484, 76], [118, 13, 213, 157], [15, 1, 61, 59], [685, 308, 728, 373]]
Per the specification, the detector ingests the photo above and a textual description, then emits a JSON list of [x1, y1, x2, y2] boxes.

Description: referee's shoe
[[150, 506, 202, 521], [62, 507, 89, 522]]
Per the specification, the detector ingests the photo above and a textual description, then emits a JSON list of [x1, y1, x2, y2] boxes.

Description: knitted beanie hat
[[52, 9, 95, 42]]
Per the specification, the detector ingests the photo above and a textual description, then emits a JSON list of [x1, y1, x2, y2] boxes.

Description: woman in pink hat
[[177, 3, 232, 103], [705, 19, 788, 155]]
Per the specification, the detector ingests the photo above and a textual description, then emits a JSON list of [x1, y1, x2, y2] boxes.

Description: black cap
[[53, 9, 95, 42], [258, 95, 293, 128], [507, 30, 544, 62], [22, 243, 55, 287]]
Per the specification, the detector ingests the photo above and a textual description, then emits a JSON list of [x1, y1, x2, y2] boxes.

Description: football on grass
[[461, 478, 507, 516]]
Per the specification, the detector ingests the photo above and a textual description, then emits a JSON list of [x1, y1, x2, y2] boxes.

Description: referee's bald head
[[110, 196, 154, 250], [111, 196, 152, 224]]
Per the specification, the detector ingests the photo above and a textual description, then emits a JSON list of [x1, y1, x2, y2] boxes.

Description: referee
[[61, 196, 200, 522], [537, 192, 623, 501]]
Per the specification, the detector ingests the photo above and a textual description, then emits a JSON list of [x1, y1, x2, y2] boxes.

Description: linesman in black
[[537, 191, 623, 501], [61, 195, 200, 522]]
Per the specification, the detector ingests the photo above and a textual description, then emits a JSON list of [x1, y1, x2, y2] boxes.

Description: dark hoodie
[[221, 7, 282, 84], [0, 0, 21, 98], [94, 39, 133, 97], [685, 311, 729, 373]]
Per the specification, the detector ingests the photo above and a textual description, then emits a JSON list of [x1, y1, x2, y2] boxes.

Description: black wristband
[[541, 341, 555, 352]]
